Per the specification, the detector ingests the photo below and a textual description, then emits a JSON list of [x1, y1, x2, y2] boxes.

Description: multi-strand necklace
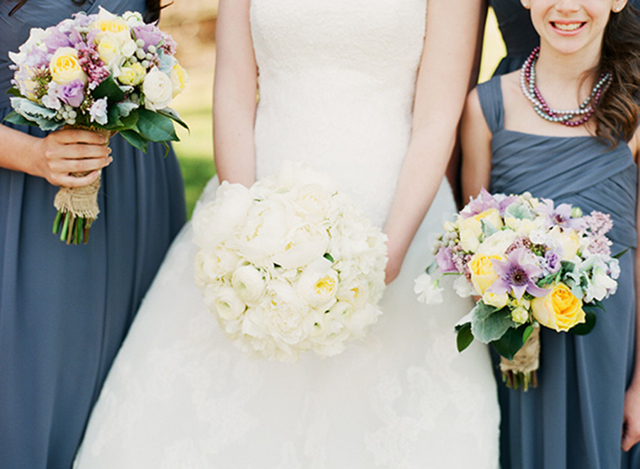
[[520, 46, 611, 127]]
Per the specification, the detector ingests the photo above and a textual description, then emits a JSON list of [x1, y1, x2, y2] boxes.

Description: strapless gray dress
[[489, 0, 640, 74], [478, 76, 639, 468], [0, 1, 186, 468]]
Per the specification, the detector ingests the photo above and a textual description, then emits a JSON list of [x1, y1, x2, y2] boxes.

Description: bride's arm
[[213, 0, 258, 187], [383, 0, 486, 283]]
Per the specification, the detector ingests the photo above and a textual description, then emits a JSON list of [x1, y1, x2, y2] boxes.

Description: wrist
[[25, 135, 46, 179]]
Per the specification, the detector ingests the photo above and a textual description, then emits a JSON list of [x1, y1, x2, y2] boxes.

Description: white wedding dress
[[75, 1, 500, 467]]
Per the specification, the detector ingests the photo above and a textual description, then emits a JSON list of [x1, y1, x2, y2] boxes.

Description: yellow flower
[[94, 17, 129, 35], [483, 291, 509, 309], [171, 64, 188, 97], [118, 62, 146, 86], [469, 254, 502, 295], [49, 47, 86, 85], [97, 36, 121, 65], [531, 283, 585, 332]]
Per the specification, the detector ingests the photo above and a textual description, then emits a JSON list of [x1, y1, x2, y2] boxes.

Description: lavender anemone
[[489, 249, 549, 300]]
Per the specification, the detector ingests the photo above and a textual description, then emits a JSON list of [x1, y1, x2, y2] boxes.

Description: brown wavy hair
[[593, 4, 640, 146], [7, 0, 168, 22]]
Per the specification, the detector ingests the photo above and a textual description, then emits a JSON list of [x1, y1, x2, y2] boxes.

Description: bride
[[75, 0, 500, 467]]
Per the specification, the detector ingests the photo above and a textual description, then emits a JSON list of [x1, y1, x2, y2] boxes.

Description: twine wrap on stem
[[52, 127, 112, 244], [500, 326, 540, 391]]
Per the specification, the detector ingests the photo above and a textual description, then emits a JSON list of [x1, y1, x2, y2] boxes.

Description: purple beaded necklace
[[520, 47, 612, 127]]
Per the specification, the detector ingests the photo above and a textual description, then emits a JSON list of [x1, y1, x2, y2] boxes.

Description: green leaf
[[158, 107, 189, 131], [136, 109, 179, 143], [481, 219, 498, 238], [323, 253, 335, 263], [92, 75, 125, 102], [491, 325, 528, 360], [522, 325, 534, 344], [570, 310, 597, 335], [3, 111, 35, 127], [456, 322, 474, 352], [470, 302, 515, 344], [120, 129, 148, 153], [6, 86, 21, 97], [613, 247, 630, 259]]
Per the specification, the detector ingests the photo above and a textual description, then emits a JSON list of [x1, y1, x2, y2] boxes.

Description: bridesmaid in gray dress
[[465, 2, 640, 467], [0, 1, 186, 468]]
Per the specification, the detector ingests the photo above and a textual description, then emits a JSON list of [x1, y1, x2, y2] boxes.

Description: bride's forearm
[[213, 0, 258, 187], [383, 0, 485, 282]]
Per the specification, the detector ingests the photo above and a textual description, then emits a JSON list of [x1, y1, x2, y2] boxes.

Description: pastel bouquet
[[193, 162, 388, 362], [415, 189, 620, 390], [5, 7, 188, 244]]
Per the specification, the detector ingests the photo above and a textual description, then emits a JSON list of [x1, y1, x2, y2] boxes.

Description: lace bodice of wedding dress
[[74, 1, 500, 467]]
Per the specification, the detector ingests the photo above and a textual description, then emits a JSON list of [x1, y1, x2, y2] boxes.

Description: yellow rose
[[118, 62, 146, 86], [474, 208, 504, 231], [469, 254, 502, 295], [483, 291, 509, 309], [531, 283, 585, 332], [94, 17, 129, 34], [171, 64, 188, 97], [97, 36, 121, 65], [49, 47, 86, 85]]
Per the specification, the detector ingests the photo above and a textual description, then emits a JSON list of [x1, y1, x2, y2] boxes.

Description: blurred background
[[161, 3, 506, 217]]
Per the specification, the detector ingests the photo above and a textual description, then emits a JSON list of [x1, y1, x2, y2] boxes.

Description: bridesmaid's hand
[[32, 128, 112, 187], [622, 384, 640, 451]]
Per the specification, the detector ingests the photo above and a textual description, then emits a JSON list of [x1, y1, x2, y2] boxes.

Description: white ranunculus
[[272, 222, 330, 270], [143, 68, 174, 110], [232, 265, 267, 304], [204, 286, 246, 321], [199, 248, 241, 281], [414, 273, 444, 304], [296, 258, 338, 308]]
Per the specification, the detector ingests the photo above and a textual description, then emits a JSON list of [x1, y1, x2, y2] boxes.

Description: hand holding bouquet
[[193, 162, 388, 362], [5, 7, 188, 244], [415, 189, 620, 390]]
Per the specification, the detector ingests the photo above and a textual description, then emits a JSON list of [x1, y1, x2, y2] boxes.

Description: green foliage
[[470, 302, 515, 344], [93, 75, 126, 102], [491, 324, 529, 360], [570, 310, 597, 336], [456, 322, 474, 352], [136, 109, 179, 143]]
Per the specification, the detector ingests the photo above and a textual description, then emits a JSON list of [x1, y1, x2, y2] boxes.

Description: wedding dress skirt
[[75, 0, 500, 467]]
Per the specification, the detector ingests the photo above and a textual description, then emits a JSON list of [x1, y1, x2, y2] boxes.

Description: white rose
[[296, 258, 339, 308], [414, 273, 444, 304], [232, 265, 267, 304], [143, 68, 174, 110], [272, 222, 330, 270]]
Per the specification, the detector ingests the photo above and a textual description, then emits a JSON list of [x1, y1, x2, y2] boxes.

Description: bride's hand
[[384, 239, 404, 285]]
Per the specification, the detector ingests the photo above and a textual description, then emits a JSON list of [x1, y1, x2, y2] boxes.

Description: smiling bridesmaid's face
[[521, 0, 628, 55]]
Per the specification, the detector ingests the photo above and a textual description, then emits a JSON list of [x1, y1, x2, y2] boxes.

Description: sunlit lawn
[[172, 10, 505, 219]]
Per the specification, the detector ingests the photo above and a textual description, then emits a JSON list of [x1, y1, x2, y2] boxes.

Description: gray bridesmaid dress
[[478, 76, 639, 468], [0, 1, 186, 468]]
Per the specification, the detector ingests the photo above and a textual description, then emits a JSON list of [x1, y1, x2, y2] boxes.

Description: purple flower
[[489, 248, 549, 299], [44, 29, 73, 52], [435, 247, 457, 273], [133, 24, 164, 48], [544, 251, 561, 273], [57, 80, 85, 107], [538, 199, 584, 230]]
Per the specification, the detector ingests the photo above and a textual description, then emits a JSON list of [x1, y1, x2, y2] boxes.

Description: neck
[[535, 40, 603, 96]]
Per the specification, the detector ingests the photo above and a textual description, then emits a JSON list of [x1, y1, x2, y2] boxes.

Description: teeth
[[554, 22, 583, 31]]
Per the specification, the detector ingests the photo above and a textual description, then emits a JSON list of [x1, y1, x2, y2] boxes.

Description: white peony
[[143, 68, 174, 110], [273, 222, 330, 270], [477, 229, 517, 257], [296, 258, 338, 309]]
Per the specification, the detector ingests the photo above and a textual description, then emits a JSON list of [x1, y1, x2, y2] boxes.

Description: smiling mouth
[[552, 22, 586, 31]]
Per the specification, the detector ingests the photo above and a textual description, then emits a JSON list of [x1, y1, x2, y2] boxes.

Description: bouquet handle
[[52, 127, 112, 245], [500, 326, 540, 391]]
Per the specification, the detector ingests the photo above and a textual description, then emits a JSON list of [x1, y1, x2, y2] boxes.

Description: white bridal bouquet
[[193, 162, 388, 362], [416, 189, 620, 389], [5, 7, 188, 244]]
